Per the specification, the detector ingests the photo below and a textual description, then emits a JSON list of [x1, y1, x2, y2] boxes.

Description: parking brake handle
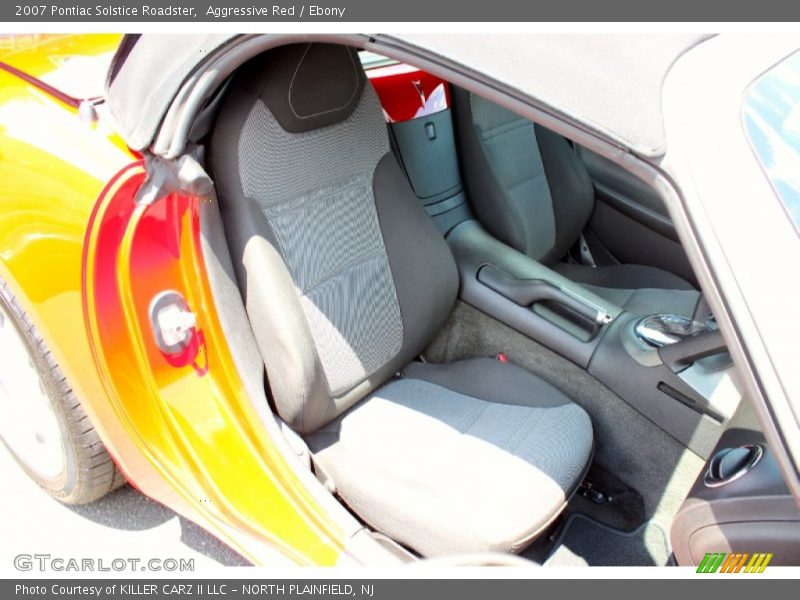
[[477, 264, 612, 327]]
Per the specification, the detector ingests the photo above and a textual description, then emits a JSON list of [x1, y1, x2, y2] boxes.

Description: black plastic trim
[[446, 220, 621, 368]]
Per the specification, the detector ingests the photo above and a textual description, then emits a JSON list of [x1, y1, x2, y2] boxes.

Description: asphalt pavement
[[0, 445, 250, 575]]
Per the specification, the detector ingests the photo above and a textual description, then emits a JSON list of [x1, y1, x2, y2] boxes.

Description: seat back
[[210, 43, 458, 434], [452, 88, 594, 264]]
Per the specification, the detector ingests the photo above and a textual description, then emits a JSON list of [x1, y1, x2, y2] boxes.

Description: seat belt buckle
[[495, 353, 509, 363]]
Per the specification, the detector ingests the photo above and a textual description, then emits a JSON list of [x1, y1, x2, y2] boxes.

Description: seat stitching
[[509, 409, 547, 455], [402, 378, 565, 411], [460, 403, 490, 435], [502, 410, 535, 449], [298, 252, 386, 297], [506, 171, 548, 195], [288, 44, 361, 120], [479, 117, 531, 141], [259, 174, 369, 215]]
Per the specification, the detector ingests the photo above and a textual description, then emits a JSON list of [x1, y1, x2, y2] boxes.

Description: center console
[[448, 221, 622, 367], [446, 218, 741, 457], [589, 309, 742, 457]]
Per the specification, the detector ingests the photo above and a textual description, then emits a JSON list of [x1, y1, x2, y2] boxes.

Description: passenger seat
[[452, 88, 697, 312]]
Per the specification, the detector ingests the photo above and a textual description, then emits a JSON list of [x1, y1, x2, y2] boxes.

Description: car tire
[[0, 278, 125, 504]]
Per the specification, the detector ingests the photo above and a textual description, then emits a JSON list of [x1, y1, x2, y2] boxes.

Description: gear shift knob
[[634, 294, 715, 349], [635, 313, 708, 347]]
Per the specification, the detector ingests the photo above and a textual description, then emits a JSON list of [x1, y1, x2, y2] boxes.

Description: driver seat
[[210, 43, 593, 557]]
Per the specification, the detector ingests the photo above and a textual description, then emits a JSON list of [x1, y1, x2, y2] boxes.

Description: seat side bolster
[[208, 82, 331, 433], [372, 153, 460, 367], [402, 357, 573, 409], [452, 87, 528, 254], [535, 125, 596, 265]]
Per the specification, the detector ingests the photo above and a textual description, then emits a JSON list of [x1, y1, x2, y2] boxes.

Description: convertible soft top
[[377, 34, 712, 157], [105, 33, 235, 151], [106, 33, 710, 157]]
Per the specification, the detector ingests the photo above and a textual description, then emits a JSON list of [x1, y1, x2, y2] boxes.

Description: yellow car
[[1, 33, 799, 567]]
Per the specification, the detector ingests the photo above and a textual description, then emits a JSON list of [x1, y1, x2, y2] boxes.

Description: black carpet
[[543, 513, 672, 567]]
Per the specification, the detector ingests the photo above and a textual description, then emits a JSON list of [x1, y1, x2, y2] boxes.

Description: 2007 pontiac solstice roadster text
[[14, 4, 347, 18]]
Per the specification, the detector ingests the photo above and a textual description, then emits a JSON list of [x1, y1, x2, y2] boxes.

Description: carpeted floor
[[541, 513, 672, 567], [424, 301, 714, 567]]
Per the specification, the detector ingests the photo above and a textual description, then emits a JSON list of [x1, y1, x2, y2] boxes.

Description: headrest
[[257, 43, 366, 134]]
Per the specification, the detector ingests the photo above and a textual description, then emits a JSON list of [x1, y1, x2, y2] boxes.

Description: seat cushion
[[554, 262, 700, 316], [554, 261, 695, 291], [307, 358, 593, 557]]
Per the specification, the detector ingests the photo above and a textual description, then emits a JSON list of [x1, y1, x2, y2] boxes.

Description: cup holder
[[704, 444, 763, 488]]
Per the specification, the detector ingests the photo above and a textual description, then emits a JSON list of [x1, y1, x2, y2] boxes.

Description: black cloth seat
[[553, 262, 695, 291], [209, 43, 593, 558], [452, 87, 696, 304]]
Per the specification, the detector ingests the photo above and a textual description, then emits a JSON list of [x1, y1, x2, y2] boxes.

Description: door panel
[[589, 201, 699, 287], [82, 162, 345, 565], [670, 400, 800, 567], [578, 146, 671, 222], [577, 146, 698, 287]]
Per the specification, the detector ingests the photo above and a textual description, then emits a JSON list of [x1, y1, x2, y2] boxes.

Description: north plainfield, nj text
[[17, 584, 374, 597]]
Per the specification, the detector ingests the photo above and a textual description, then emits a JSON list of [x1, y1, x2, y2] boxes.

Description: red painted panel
[[366, 63, 450, 123]]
